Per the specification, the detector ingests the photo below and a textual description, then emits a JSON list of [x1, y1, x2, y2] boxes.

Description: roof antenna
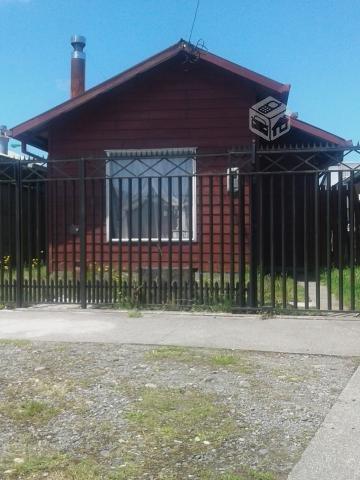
[[188, 0, 200, 44]]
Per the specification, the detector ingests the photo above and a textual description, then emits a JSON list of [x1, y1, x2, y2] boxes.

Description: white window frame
[[105, 148, 197, 242]]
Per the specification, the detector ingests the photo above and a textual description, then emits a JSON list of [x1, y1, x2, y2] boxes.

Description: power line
[[188, 0, 200, 43]]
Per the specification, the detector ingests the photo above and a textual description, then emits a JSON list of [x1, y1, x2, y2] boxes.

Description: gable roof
[[9, 39, 351, 150], [10, 39, 291, 150], [290, 117, 352, 147]]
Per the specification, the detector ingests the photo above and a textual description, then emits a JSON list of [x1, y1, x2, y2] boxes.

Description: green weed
[[321, 267, 360, 310], [127, 309, 142, 318], [211, 354, 237, 366], [120, 386, 237, 478], [146, 346, 255, 373], [0, 339, 31, 347], [0, 453, 104, 479], [1, 399, 59, 424]]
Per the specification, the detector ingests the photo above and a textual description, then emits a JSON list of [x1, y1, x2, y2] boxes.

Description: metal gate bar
[[0, 145, 359, 312]]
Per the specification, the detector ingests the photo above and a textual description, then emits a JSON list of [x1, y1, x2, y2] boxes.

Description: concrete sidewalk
[[288, 366, 360, 480], [0, 306, 359, 356]]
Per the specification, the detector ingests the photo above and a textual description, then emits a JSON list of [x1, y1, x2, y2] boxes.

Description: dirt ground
[[0, 340, 357, 480]]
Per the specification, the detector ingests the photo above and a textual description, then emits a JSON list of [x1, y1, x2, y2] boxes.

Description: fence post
[[15, 160, 23, 308], [79, 158, 87, 308], [248, 139, 258, 308]]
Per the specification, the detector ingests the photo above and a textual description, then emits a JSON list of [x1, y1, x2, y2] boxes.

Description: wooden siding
[[49, 60, 256, 156], [47, 59, 258, 273]]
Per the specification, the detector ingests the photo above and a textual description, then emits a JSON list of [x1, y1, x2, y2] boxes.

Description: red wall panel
[[47, 59, 256, 275]]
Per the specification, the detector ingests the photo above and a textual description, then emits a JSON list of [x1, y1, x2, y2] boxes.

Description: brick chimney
[[70, 35, 86, 98]]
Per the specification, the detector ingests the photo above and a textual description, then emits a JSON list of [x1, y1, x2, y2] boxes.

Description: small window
[[106, 148, 196, 241]]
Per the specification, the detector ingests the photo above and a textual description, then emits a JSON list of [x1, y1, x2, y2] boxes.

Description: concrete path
[[288, 366, 360, 480], [308, 281, 340, 310], [295, 281, 339, 310], [0, 306, 359, 356]]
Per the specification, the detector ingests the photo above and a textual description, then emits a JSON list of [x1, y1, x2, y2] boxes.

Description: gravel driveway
[[0, 340, 357, 479]]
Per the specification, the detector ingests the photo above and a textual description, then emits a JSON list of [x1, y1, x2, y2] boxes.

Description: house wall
[[46, 58, 260, 276], [49, 59, 256, 156]]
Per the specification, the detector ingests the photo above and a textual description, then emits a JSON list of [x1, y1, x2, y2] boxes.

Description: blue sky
[[1, 0, 359, 145]]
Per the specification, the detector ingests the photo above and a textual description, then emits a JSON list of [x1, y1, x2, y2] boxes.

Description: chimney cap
[[71, 35, 86, 48], [71, 35, 86, 60]]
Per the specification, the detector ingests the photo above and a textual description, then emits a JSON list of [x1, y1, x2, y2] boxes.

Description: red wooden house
[[9, 38, 352, 305]]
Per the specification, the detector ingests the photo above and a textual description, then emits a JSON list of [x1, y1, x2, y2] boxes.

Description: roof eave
[[193, 45, 290, 100], [290, 117, 352, 148]]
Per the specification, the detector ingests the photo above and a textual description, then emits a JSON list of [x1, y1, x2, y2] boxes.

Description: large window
[[106, 148, 196, 241]]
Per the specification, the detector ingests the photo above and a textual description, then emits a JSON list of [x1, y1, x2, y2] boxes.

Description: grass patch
[[211, 354, 238, 366], [127, 309, 142, 318], [190, 296, 233, 313], [32, 378, 76, 399], [120, 386, 238, 478], [217, 471, 276, 480], [261, 274, 305, 306], [1, 399, 59, 424], [2, 375, 76, 417], [146, 346, 255, 373], [271, 365, 319, 384], [183, 470, 277, 480], [0, 445, 277, 480], [0, 339, 31, 347], [0, 453, 110, 479], [1, 453, 68, 478], [54, 463, 101, 480], [196, 272, 304, 308], [238, 469, 276, 480], [125, 388, 225, 442], [146, 345, 189, 360], [4, 261, 305, 313], [321, 267, 360, 310]]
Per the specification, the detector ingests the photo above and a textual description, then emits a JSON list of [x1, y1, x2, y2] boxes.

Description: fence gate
[[0, 144, 359, 312]]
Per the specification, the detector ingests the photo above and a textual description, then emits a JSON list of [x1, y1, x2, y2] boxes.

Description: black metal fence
[[1, 144, 360, 312]]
